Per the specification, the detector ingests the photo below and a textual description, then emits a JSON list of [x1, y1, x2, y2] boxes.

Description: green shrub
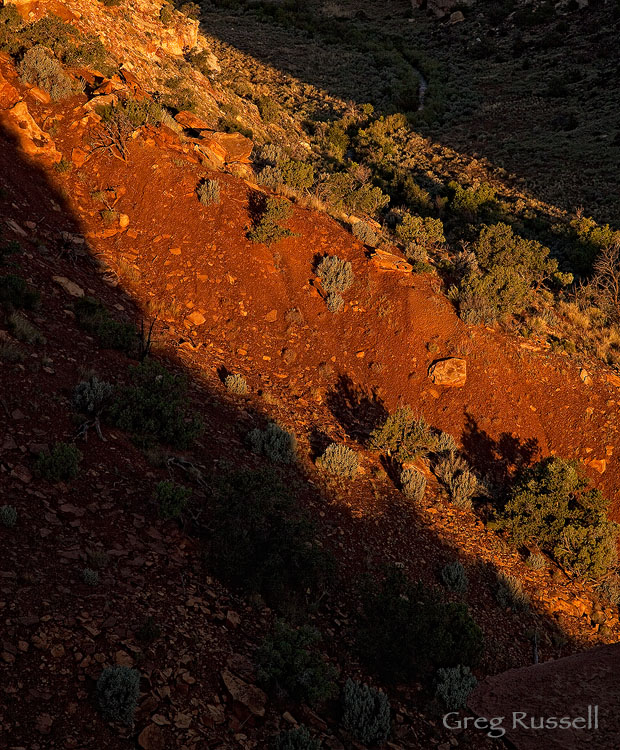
[[209, 468, 333, 601], [74, 296, 137, 352], [83, 568, 99, 586], [316, 443, 358, 478], [224, 373, 248, 394], [435, 665, 477, 710], [449, 181, 497, 222], [257, 95, 279, 123], [197, 178, 220, 205], [0, 236, 20, 266], [396, 213, 445, 250], [110, 359, 203, 448], [271, 726, 322, 750], [73, 375, 113, 416], [441, 561, 468, 594], [248, 196, 294, 245], [326, 292, 344, 313], [0, 274, 39, 309], [435, 453, 479, 509], [154, 480, 191, 519], [400, 467, 426, 501], [493, 457, 618, 579], [495, 573, 530, 613], [96, 98, 165, 129], [357, 568, 483, 682], [279, 159, 314, 191], [323, 120, 349, 160], [316, 255, 353, 295], [525, 552, 547, 571], [352, 220, 377, 247], [369, 408, 438, 462], [247, 422, 297, 464], [320, 173, 389, 217], [18, 45, 76, 100], [34, 442, 81, 482], [341, 679, 391, 745], [256, 621, 338, 705], [96, 666, 140, 725], [6, 14, 111, 72], [159, 2, 174, 24], [136, 615, 161, 643], [458, 223, 559, 323], [7, 312, 45, 345], [0, 505, 17, 527]]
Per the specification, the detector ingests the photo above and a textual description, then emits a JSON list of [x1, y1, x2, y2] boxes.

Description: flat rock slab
[[468, 643, 620, 749], [428, 357, 467, 387]]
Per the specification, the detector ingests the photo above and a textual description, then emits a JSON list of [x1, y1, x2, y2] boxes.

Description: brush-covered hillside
[[0, 0, 620, 749]]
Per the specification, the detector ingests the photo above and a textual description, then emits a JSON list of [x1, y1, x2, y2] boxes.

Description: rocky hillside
[[1, 1, 620, 749]]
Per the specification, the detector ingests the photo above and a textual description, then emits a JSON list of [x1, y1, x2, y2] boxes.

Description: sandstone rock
[[138, 723, 165, 750], [580, 368, 592, 385], [370, 248, 413, 273], [428, 357, 467, 387], [221, 669, 267, 717], [606, 372, 620, 388], [158, 18, 199, 56], [0, 68, 20, 108], [0, 101, 61, 164], [175, 111, 210, 131], [202, 132, 253, 164], [187, 311, 206, 326], [450, 10, 465, 22], [53, 276, 84, 298], [586, 458, 606, 474]]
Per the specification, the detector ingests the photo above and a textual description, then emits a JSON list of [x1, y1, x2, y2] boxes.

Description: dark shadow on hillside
[[325, 374, 388, 442], [0, 114, 600, 749], [461, 412, 541, 488]]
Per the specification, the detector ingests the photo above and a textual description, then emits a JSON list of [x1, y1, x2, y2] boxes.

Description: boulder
[[370, 248, 413, 273], [221, 669, 267, 718], [428, 357, 467, 387], [202, 131, 254, 164], [0, 101, 61, 164], [175, 110, 210, 131]]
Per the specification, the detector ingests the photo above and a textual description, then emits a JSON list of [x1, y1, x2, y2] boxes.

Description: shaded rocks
[[221, 668, 267, 718], [428, 357, 467, 387]]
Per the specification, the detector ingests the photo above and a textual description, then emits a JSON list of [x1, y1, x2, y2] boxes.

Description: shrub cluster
[[18, 45, 77, 100], [396, 213, 445, 250], [154, 480, 191, 519], [493, 457, 618, 579], [357, 568, 483, 682], [341, 679, 391, 745], [400, 467, 426, 502], [248, 196, 294, 245], [74, 296, 136, 352], [434, 453, 479, 509], [73, 375, 113, 416], [455, 223, 567, 324], [34, 442, 81, 482], [0, 505, 17, 527], [316, 255, 353, 312], [440, 561, 468, 594], [247, 422, 297, 464], [209, 468, 333, 602], [96, 666, 140, 725], [224, 373, 248, 394], [110, 359, 203, 448], [0, 274, 39, 309], [197, 178, 220, 206], [256, 621, 338, 705], [271, 726, 322, 750], [316, 443, 358, 478], [495, 573, 530, 613], [369, 408, 440, 462], [352, 220, 377, 247], [435, 665, 477, 710]]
